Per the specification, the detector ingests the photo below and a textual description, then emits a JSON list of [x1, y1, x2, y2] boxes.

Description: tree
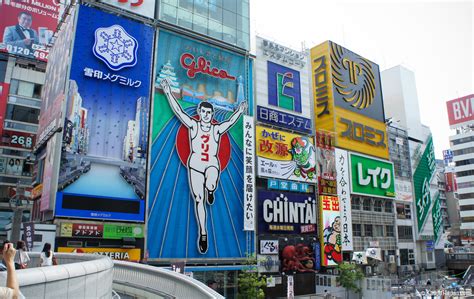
[[337, 262, 364, 298], [237, 254, 266, 299]]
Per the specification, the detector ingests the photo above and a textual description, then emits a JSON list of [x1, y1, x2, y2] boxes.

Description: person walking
[[14, 241, 30, 269], [40, 243, 53, 267]]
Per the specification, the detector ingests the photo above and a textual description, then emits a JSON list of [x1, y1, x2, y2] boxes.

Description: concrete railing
[[0, 252, 114, 299], [113, 260, 224, 299]]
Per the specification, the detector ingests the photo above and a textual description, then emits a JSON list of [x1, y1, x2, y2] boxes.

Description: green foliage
[[238, 255, 267, 299], [337, 262, 364, 294]]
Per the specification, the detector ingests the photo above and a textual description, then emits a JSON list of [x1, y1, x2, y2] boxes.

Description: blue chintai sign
[[54, 5, 153, 222], [258, 190, 317, 235], [147, 29, 254, 259]]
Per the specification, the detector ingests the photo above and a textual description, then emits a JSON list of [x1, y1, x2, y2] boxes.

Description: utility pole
[[9, 181, 32, 243]]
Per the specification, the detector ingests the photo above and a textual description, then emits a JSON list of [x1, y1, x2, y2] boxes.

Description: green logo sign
[[432, 194, 443, 243], [103, 224, 144, 239], [414, 136, 436, 233], [349, 153, 395, 198]]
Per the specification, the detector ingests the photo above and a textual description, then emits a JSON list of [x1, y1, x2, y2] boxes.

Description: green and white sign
[[349, 153, 395, 198], [414, 136, 436, 233], [103, 224, 144, 239], [432, 194, 443, 243]]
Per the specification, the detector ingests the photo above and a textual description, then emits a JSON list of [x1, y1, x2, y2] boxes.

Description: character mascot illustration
[[323, 216, 342, 263], [289, 137, 316, 179]]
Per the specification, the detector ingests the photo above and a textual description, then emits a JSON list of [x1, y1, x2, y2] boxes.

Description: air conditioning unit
[[389, 255, 396, 263], [365, 266, 372, 275]]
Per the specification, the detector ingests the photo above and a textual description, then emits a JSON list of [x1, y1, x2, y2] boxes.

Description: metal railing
[[113, 260, 224, 299]]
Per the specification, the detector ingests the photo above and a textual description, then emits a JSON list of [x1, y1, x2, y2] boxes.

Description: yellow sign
[[31, 184, 43, 199], [255, 125, 317, 183], [310, 41, 388, 159], [60, 223, 73, 237], [58, 247, 141, 261]]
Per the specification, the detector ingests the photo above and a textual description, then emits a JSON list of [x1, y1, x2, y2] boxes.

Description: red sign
[[180, 53, 236, 80], [72, 223, 104, 238], [0, 83, 9, 137], [0, 1, 64, 62], [318, 177, 336, 195], [316, 131, 334, 149], [1, 130, 35, 149], [445, 172, 457, 192], [446, 94, 474, 127]]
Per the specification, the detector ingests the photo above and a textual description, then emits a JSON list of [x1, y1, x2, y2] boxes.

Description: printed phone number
[[1, 43, 49, 60]]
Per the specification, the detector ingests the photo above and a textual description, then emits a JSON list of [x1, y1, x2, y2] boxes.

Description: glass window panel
[[163, 0, 178, 5], [222, 9, 236, 28], [236, 16, 249, 34], [237, 1, 249, 18], [161, 3, 178, 24], [6, 104, 40, 124], [194, 0, 208, 15], [177, 8, 193, 30], [192, 14, 208, 35], [17, 81, 34, 98], [9, 79, 19, 95], [222, 0, 236, 12], [222, 26, 236, 45], [209, 3, 222, 22], [208, 19, 223, 40], [178, 0, 193, 10]]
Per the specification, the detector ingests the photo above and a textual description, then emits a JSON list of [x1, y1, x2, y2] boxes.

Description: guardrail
[[113, 260, 224, 299]]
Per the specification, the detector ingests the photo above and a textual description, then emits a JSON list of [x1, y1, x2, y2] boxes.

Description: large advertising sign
[[395, 179, 413, 201], [316, 130, 336, 195], [432, 194, 442, 243], [335, 148, 353, 251], [258, 190, 316, 234], [58, 247, 140, 261], [99, 0, 155, 19], [255, 37, 312, 134], [445, 171, 457, 192], [148, 29, 253, 259], [256, 125, 317, 183], [414, 136, 436, 233], [0, 0, 66, 61], [320, 195, 342, 266], [60, 222, 144, 239], [243, 115, 255, 231], [310, 41, 388, 159], [55, 5, 152, 222], [280, 239, 317, 273], [446, 94, 474, 128], [349, 153, 395, 198]]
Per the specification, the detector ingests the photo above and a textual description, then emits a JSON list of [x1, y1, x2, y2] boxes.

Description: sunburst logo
[[330, 43, 376, 110]]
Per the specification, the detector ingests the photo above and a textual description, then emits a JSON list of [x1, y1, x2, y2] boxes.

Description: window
[[458, 193, 474, 199], [374, 225, 384, 237], [363, 199, 371, 211], [353, 224, 361, 237], [457, 169, 474, 178], [396, 203, 411, 219], [374, 200, 382, 212], [451, 135, 474, 145], [460, 205, 474, 211], [385, 201, 393, 213], [5, 104, 40, 124], [398, 226, 413, 240], [453, 147, 474, 156], [400, 249, 415, 265], [9, 79, 42, 99], [364, 224, 373, 237], [386, 226, 394, 237], [351, 197, 360, 210]]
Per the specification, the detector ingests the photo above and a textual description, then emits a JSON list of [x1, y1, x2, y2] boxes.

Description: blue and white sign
[[255, 37, 313, 134], [267, 178, 310, 193], [55, 5, 153, 222]]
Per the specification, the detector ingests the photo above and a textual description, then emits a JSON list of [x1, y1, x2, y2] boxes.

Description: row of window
[[458, 181, 474, 189], [352, 224, 395, 237], [458, 192, 474, 199], [461, 217, 474, 223], [351, 196, 393, 213], [456, 158, 474, 166], [396, 203, 412, 219], [451, 135, 474, 145], [453, 147, 474, 156], [460, 205, 474, 211], [9, 79, 42, 99], [457, 169, 474, 178]]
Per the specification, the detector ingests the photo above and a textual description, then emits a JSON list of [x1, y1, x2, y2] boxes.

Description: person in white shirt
[[14, 241, 30, 270], [40, 243, 53, 267]]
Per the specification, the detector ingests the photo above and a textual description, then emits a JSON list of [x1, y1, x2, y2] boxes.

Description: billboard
[[60, 222, 144, 239], [243, 115, 255, 231], [446, 94, 474, 128], [255, 37, 312, 134], [395, 179, 413, 201], [445, 171, 457, 192], [413, 136, 436, 233], [54, 5, 153, 222], [0, 0, 66, 61], [99, 0, 155, 19], [316, 130, 336, 195], [320, 195, 342, 266], [256, 125, 317, 183], [258, 190, 317, 234], [349, 153, 395, 198], [1, 130, 35, 150], [280, 240, 317, 273], [147, 29, 253, 259], [432, 194, 443, 243], [310, 41, 388, 159], [335, 148, 353, 251], [58, 247, 140, 261]]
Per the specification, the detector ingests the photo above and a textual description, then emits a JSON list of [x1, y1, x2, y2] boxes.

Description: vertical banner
[[335, 148, 353, 251], [287, 275, 294, 299], [0, 83, 9, 137], [320, 195, 342, 266], [243, 115, 255, 231], [316, 131, 336, 195], [23, 222, 34, 251], [432, 194, 443, 243], [54, 5, 152, 221], [413, 136, 436, 233]]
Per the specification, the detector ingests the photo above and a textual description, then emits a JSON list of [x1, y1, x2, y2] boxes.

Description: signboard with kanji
[[335, 149, 353, 251], [243, 115, 255, 231], [320, 195, 342, 266]]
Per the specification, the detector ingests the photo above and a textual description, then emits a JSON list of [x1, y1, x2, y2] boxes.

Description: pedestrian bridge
[[0, 252, 223, 299]]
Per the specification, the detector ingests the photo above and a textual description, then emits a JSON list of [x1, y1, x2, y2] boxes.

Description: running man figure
[[161, 78, 247, 254]]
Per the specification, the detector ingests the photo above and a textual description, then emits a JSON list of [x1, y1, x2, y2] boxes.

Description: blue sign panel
[[267, 61, 302, 113], [147, 30, 254, 259], [258, 189, 316, 234], [55, 5, 153, 222], [257, 105, 312, 134], [267, 179, 310, 193]]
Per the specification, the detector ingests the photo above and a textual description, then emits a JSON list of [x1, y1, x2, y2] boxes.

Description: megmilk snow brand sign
[[99, 0, 155, 19], [54, 5, 152, 222], [349, 153, 395, 198], [258, 190, 316, 234], [413, 136, 436, 233], [446, 94, 474, 128], [256, 125, 317, 183], [310, 41, 388, 159], [255, 37, 312, 134], [148, 29, 254, 259]]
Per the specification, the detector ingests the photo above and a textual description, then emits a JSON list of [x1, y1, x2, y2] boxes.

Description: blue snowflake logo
[[93, 25, 138, 71]]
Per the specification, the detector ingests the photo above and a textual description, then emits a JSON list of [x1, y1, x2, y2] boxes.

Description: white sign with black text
[[243, 115, 255, 231], [260, 240, 279, 254], [335, 148, 354, 251]]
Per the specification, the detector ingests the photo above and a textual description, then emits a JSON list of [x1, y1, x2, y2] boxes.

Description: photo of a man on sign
[[2, 12, 38, 55]]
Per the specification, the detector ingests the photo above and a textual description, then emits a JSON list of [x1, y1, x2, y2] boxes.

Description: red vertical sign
[[0, 83, 10, 137]]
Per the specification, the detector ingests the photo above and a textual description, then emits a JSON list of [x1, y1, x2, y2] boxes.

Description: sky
[[251, 0, 473, 158]]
